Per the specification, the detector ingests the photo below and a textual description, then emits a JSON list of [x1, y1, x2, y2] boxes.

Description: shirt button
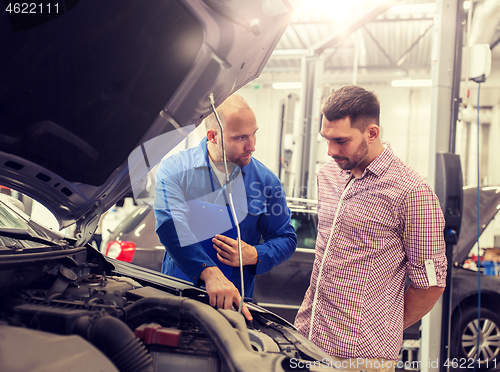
[[202, 263, 206, 267], [193, 277, 196, 280], [258, 260, 262, 264]]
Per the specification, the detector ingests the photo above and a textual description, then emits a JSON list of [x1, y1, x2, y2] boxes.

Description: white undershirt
[[208, 156, 234, 187]]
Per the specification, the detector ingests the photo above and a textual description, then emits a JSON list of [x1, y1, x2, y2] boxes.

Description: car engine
[[0, 246, 328, 372]]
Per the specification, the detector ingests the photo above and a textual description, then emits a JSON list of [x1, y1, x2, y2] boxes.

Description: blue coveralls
[[154, 137, 297, 297]]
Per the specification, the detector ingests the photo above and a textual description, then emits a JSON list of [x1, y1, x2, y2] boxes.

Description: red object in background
[[469, 254, 484, 262], [134, 323, 182, 347], [104, 241, 136, 262]]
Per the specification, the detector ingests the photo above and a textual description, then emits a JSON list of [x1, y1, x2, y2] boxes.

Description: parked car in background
[[104, 187, 500, 371], [1, 2, 339, 371], [103, 203, 166, 272], [102, 197, 318, 281]]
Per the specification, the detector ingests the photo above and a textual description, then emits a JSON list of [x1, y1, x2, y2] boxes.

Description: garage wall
[[238, 84, 433, 197], [461, 66, 500, 187], [488, 106, 500, 186], [316, 85, 433, 180], [238, 87, 284, 175], [378, 86, 433, 179]]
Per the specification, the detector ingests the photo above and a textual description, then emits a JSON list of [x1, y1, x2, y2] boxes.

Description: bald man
[[154, 94, 297, 320]]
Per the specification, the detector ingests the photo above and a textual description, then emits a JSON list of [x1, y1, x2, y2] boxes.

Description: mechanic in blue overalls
[[154, 94, 297, 320]]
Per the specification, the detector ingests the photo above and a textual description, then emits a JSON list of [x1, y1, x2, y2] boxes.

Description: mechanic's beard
[[232, 154, 252, 167], [334, 138, 368, 171], [218, 143, 252, 168]]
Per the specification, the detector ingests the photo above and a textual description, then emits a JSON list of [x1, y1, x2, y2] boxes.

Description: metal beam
[[396, 22, 434, 66], [306, 57, 324, 199], [363, 26, 397, 66], [290, 17, 434, 25], [262, 64, 430, 74], [308, 0, 402, 54], [421, 1, 465, 372], [290, 23, 310, 50], [296, 56, 316, 198]]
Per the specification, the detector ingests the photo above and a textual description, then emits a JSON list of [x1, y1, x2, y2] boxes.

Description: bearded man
[[294, 85, 447, 372]]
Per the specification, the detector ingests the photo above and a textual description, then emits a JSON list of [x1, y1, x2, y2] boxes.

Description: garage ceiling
[[260, 0, 500, 85]]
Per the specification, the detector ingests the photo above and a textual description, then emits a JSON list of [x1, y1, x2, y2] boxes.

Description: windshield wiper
[[0, 227, 68, 247]]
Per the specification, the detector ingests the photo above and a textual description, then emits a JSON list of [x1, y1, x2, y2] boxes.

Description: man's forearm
[[403, 285, 445, 329]]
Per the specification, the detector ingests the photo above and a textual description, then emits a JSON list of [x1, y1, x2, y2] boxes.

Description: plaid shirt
[[294, 145, 447, 360]]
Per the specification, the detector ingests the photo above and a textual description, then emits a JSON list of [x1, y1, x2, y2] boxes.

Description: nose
[[246, 135, 256, 152], [327, 141, 339, 158]]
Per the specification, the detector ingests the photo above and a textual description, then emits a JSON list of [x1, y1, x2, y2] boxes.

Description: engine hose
[[72, 314, 153, 372], [125, 296, 254, 372]]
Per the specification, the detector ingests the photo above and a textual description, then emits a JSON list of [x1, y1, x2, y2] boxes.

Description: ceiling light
[[391, 3, 436, 14], [463, 1, 471, 10], [391, 79, 432, 87], [294, 0, 381, 26], [272, 82, 303, 90]]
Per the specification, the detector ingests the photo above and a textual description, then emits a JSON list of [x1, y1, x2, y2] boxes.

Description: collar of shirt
[[339, 143, 395, 182]]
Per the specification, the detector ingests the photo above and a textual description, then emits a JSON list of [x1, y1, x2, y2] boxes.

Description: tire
[[450, 307, 500, 371]]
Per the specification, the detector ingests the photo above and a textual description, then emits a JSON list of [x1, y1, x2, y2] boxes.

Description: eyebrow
[[232, 128, 258, 138], [320, 132, 349, 141]]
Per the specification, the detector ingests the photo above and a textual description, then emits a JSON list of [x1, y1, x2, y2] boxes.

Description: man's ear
[[366, 124, 380, 142], [207, 129, 217, 143]]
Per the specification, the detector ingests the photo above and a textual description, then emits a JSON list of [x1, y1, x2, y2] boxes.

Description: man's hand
[[200, 266, 253, 321], [212, 235, 258, 267], [404, 285, 444, 329]]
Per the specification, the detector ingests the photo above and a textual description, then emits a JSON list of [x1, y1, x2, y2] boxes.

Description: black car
[[102, 197, 318, 273], [0, 2, 337, 371]]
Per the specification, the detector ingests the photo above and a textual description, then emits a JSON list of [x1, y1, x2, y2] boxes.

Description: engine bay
[[0, 246, 328, 372]]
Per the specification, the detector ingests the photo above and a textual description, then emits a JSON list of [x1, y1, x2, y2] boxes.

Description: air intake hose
[[73, 314, 153, 372]]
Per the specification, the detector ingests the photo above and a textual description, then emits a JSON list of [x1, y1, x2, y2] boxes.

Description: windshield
[[0, 199, 29, 230], [0, 201, 51, 250]]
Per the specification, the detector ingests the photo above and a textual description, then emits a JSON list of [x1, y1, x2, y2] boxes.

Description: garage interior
[[16, 0, 500, 371]]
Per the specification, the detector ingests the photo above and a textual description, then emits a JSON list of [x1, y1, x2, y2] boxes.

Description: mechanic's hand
[[212, 235, 258, 267], [199, 266, 253, 321]]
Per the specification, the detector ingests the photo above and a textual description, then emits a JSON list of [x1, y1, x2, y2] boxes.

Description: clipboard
[[174, 200, 241, 282]]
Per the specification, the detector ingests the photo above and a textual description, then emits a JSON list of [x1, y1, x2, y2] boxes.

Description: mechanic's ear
[[207, 129, 217, 143]]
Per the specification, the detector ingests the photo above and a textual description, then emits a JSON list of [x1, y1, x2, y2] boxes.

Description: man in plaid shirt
[[294, 85, 447, 372]]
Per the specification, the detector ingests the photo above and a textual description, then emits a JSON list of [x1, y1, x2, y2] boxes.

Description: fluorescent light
[[391, 79, 432, 87], [391, 3, 436, 14], [272, 82, 303, 90], [463, 1, 471, 10], [293, 0, 380, 27]]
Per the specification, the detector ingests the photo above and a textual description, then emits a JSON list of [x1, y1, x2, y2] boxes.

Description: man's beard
[[228, 152, 252, 167], [332, 138, 368, 171], [217, 144, 252, 168]]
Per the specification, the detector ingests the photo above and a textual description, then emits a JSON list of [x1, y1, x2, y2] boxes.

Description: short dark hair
[[322, 85, 380, 131]]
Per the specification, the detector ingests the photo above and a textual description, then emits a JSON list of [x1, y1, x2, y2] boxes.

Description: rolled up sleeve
[[402, 183, 447, 288]]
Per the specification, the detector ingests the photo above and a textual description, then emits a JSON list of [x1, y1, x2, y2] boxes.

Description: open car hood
[[453, 186, 500, 264], [0, 0, 293, 243]]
